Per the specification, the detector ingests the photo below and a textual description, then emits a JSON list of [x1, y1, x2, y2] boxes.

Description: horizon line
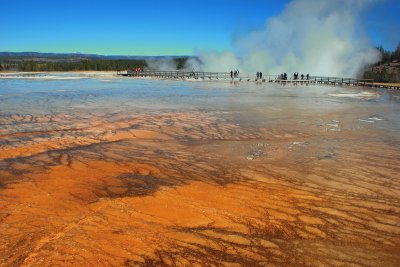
[[0, 51, 195, 58]]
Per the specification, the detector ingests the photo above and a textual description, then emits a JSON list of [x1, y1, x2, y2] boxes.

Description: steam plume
[[146, 57, 179, 71], [192, 0, 381, 78]]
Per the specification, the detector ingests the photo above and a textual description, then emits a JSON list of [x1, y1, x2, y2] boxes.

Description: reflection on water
[[1, 74, 400, 266], [1, 74, 396, 113]]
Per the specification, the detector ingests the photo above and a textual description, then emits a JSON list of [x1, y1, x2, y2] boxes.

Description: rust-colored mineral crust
[[0, 81, 399, 266]]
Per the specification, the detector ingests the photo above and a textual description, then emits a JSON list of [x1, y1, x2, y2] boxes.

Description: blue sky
[[1, 0, 399, 55]]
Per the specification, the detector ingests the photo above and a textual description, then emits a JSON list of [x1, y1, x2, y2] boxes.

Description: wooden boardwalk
[[117, 70, 400, 90]]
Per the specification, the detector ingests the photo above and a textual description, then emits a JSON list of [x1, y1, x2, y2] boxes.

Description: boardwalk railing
[[116, 70, 400, 89], [308, 76, 373, 87], [119, 70, 280, 82]]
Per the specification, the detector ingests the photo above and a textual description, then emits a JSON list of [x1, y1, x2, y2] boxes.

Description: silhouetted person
[[284, 73, 287, 80], [230, 70, 233, 79], [237, 69, 240, 77], [306, 74, 309, 80], [260, 72, 263, 79], [256, 72, 259, 79], [301, 74, 304, 80]]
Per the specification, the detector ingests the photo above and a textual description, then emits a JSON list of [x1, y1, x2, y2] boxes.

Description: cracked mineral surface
[[0, 75, 399, 266]]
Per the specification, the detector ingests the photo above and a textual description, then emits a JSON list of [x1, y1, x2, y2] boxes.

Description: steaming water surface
[[1, 74, 399, 266]]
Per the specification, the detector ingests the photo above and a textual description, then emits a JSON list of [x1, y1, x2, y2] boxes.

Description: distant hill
[[363, 44, 400, 83], [0, 52, 193, 72], [0, 52, 192, 62], [363, 60, 400, 83]]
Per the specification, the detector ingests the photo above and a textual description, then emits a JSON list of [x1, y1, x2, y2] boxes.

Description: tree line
[[0, 58, 189, 72], [1, 46, 400, 83], [363, 43, 400, 83], [376, 43, 400, 64]]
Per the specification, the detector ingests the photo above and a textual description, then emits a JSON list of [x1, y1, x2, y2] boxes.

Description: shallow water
[[1, 74, 400, 266]]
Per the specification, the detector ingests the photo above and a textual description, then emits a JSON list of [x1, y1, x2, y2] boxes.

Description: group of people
[[280, 73, 288, 80], [189, 71, 198, 78], [230, 69, 240, 78], [279, 72, 310, 80], [230, 70, 264, 80], [133, 67, 143, 72], [229, 69, 310, 81], [293, 72, 309, 80]]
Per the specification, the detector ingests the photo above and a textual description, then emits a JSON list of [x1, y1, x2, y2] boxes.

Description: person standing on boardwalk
[[306, 73, 309, 80], [230, 70, 233, 79], [260, 72, 263, 79], [301, 74, 304, 80], [256, 72, 259, 80]]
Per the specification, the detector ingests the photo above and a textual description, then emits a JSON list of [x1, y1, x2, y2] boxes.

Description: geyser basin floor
[[0, 76, 399, 266]]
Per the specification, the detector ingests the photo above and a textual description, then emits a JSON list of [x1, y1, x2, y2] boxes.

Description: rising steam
[[146, 57, 180, 71], [191, 0, 381, 78]]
